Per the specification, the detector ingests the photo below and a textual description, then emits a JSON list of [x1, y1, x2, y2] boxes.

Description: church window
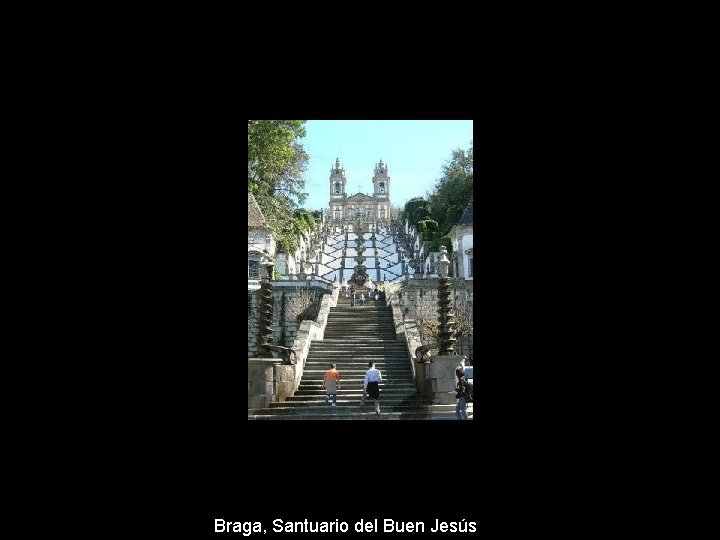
[[334, 182, 341, 194], [379, 183, 385, 193], [248, 260, 260, 279]]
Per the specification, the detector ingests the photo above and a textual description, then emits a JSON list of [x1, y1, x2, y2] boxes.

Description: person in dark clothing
[[455, 366, 470, 420], [363, 361, 383, 415]]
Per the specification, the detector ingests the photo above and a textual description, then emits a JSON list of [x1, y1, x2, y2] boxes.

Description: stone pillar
[[416, 362, 431, 398], [437, 276, 457, 355], [276, 253, 288, 276], [275, 364, 296, 402], [248, 358, 282, 408], [256, 280, 274, 356], [426, 354, 466, 404]]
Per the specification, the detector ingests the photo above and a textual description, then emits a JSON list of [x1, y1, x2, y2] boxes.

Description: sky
[[299, 120, 473, 213]]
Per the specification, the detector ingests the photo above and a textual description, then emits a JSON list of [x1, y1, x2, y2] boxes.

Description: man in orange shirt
[[323, 363, 341, 407]]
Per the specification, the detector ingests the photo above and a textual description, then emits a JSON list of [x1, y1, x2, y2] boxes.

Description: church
[[327, 158, 392, 225]]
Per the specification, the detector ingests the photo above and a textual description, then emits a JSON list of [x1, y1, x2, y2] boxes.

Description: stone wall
[[387, 276, 474, 357], [247, 280, 333, 358], [276, 253, 298, 277], [385, 283, 419, 384], [248, 216, 475, 410], [248, 359, 280, 409], [247, 228, 276, 259], [247, 284, 339, 409], [425, 354, 467, 404]]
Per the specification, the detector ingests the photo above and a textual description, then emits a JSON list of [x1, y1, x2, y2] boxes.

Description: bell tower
[[372, 159, 390, 222], [329, 158, 346, 221]]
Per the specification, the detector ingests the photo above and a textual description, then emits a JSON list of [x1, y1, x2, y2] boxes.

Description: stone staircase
[[248, 296, 470, 420]]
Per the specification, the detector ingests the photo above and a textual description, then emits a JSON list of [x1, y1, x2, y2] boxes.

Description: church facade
[[327, 158, 392, 226]]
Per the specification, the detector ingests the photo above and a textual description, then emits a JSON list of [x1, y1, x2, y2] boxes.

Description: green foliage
[[292, 209, 315, 239], [428, 235, 452, 254], [401, 142, 471, 257], [404, 197, 427, 215], [248, 120, 307, 198], [413, 207, 431, 222], [255, 191, 301, 253], [272, 209, 319, 254], [417, 219, 439, 235], [427, 142, 473, 238], [295, 209, 315, 230], [276, 236, 294, 254], [441, 236, 452, 254], [249, 120, 313, 254]]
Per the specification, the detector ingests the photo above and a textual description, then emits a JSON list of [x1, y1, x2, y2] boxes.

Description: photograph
[[248, 120, 474, 420]]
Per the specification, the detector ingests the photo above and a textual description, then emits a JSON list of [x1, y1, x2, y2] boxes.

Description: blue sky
[[299, 120, 473, 212]]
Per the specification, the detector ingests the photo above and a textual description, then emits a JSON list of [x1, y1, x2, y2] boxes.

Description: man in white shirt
[[363, 362, 383, 415]]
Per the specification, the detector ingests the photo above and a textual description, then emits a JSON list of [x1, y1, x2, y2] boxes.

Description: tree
[[413, 207, 431, 222], [417, 219, 439, 236], [428, 235, 453, 254], [403, 197, 428, 222], [427, 141, 473, 238], [275, 142, 309, 206], [248, 120, 311, 253], [248, 120, 306, 197]]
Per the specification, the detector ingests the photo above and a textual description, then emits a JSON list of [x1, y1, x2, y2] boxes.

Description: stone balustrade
[[247, 284, 340, 408]]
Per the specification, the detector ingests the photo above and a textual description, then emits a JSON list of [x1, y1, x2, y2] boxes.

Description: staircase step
[[249, 404, 474, 420], [267, 399, 442, 409], [249, 232, 466, 421]]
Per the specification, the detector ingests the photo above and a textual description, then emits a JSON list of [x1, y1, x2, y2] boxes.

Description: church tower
[[372, 159, 390, 221], [329, 158, 347, 221]]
